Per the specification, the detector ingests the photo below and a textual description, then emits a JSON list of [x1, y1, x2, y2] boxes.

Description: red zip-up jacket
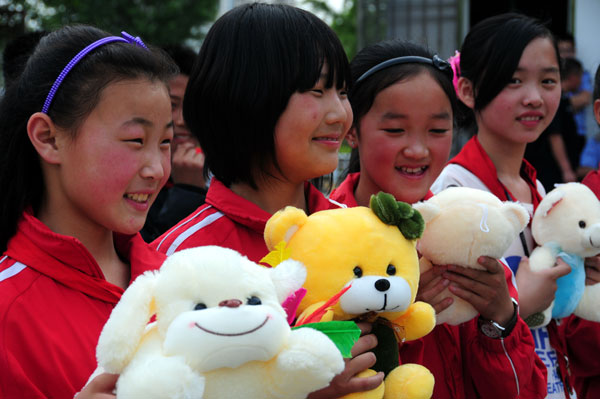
[[152, 178, 344, 262], [330, 172, 547, 399], [0, 211, 165, 399]]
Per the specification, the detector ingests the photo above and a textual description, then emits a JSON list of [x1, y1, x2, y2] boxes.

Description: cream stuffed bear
[[264, 192, 436, 399], [528, 182, 600, 327], [413, 187, 530, 325], [95, 246, 345, 399]]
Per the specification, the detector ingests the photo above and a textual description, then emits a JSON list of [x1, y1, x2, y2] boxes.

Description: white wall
[[574, 0, 600, 136]]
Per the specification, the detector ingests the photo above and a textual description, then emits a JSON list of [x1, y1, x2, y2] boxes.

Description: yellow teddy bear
[[264, 192, 436, 399]]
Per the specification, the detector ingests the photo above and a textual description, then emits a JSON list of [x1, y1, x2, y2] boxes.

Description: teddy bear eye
[[247, 296, 262, 305], [387, 264, 396, 276], [579, 220, 586, 228], [194, 303, 207, 311], [353, 266, 363, 278]]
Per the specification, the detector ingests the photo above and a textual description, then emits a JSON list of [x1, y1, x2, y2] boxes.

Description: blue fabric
[[567, 70, 592, 136], [550, 241, 585, 318], [580, 136, 600, 168]]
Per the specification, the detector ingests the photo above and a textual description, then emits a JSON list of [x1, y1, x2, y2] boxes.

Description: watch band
[[479, 298, 519, 339]]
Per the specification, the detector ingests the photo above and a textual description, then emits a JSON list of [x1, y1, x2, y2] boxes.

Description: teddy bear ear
[[501, 202, 530, 232], [96, 271, 159, 373], [269, 259, 307, 303], [264, 206, 308, 250], [537, 189, 565, 218], [412, 201, 441, 224]]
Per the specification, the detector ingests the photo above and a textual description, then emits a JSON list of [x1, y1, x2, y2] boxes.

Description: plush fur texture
[[264, 205, 435, 399], [413, 187, 529, 325], [95, 246, 344, 399], [529, 183, 600, 326]]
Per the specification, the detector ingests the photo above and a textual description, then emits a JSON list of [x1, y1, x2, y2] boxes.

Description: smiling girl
[[331, 38, 547, 399], [0, 25, 177, 398], [152, 3, 383, 397], [431, 13, 577, 398]]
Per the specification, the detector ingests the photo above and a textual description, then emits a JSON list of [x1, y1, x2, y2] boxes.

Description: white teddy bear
[[413, 187, 530, 325], [528, 182, 600, 327], [94, 245, 345, 399]]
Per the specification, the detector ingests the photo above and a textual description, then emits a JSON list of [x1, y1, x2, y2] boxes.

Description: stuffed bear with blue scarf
[[528, 182, 600, 327]]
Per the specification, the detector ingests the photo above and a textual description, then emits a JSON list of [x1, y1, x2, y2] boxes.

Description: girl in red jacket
[[432, 13, 586, 399], [152, 4, 382, 398], [330, 38, 548, 398], [0, 25, 176, 399]]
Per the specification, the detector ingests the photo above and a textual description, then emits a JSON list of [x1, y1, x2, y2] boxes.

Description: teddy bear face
[[284, 207, 420, 321], [415, 187, 530, 267], [153, 248, 294, 372], [532, 183, 600, 256]]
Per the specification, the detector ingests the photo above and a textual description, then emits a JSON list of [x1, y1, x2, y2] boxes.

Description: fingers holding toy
[[443, 257, 514, 325], [75, 373, 118, 399], [585, 255, 600, 285], [307, 323, 384, 398], [417, 266, 453, 314], [515, 257, 571, 319]]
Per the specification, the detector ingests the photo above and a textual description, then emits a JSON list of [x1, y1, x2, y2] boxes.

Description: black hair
[[556, 32, 575, 46], [346, 39, 457, 174], [2, 31, 48, 85], [183, 2, 351, 189], [161, 44, 196, 76], [0, 24, 177, 252], [594, 64, 600, 102], [561, 57, 583, 80], [458, 13, 559, 114]]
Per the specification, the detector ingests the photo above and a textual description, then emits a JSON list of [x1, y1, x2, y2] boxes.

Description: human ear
[[456, 77, 475, 109], [346, 126, 359, 148], [27, 112, 61, 164], [594, 99, 600, 125]]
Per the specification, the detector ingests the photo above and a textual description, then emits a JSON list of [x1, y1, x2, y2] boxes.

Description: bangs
[[292, 10, 350, 91]]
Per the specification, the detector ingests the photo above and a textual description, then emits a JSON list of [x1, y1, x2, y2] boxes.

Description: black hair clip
[[355, 54, 454, 85]]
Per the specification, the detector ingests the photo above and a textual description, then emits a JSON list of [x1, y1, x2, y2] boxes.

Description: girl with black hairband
[[331, 37, 547, 399]]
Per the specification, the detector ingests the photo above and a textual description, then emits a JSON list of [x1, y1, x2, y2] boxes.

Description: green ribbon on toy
[[370, 192, 425, 240], [293, 321, 361, 358]]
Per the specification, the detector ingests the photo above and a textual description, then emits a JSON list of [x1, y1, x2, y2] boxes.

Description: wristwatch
[[478, 298, 519, 339]]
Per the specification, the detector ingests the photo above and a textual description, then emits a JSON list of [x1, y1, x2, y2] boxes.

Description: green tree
[[40, 0, 217, 46], [301, 0, 357, 60]]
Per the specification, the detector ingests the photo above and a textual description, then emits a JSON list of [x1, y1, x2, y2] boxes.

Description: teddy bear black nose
[[219, 299, 242, 308], [374, 279, 390, 292]]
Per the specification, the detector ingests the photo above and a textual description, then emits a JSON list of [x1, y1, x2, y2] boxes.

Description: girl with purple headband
[[0, 25, 177, 398]]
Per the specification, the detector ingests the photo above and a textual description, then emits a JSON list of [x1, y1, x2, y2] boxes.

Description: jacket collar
[[205, 179, 339, 234], [5, 211, 165, 304], [449, 136, 542, 209]]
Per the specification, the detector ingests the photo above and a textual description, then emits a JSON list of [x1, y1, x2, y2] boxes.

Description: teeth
[[399, 166, 427, 174], [126, 193, 150, 203], [519, 116, 541, 121]]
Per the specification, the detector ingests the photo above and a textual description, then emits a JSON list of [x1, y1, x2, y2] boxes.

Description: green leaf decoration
[[369, 192, 424, 240], [259, 241, 291, 267], [292, 321, 360, 358]]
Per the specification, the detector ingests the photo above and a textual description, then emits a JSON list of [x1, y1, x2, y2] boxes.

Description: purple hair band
[[41, 31, 149, 114]]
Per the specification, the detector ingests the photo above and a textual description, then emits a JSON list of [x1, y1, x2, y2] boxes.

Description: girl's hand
[[170, 142, 206, 188], [307, 322, 384, 399], [442, 256, 514, 325], [75, 373, 118, 399], [585, 255, 600, 285], [417, 266, 453, 314], [515, 257, 571, 319]]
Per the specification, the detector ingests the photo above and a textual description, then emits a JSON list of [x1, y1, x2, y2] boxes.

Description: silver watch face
[[480, 322, 503, 338]]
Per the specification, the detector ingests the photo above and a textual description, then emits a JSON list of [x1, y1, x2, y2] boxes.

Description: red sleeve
[[559, 315, 600, 398], [461, 264, 547, 399]]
